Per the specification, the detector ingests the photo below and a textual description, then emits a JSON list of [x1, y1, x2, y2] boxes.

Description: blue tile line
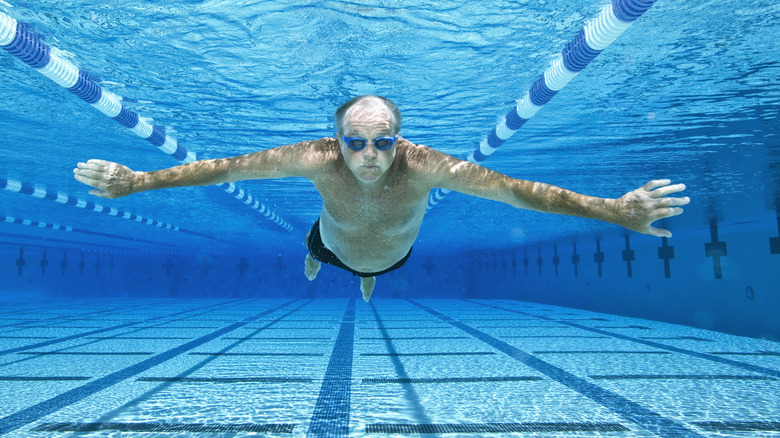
[[0, 299, 244, 356], [466, 300, 780, 379], [0, 299, 299, 436], [409, 300, 706, 438], [306, 298, 356, 438], [0, 300, 161, 329], [80, 300, 314, 427]]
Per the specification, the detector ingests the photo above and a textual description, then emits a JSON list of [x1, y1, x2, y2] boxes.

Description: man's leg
[[360, 276, 375, 302], [304, 230, 321, 281]]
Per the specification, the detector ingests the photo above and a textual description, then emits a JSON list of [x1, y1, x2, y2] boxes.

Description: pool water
[[0, 0, 778, 436]]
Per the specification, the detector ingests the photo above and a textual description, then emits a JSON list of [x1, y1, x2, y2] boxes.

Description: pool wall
[[2, 213, 777, 341], [467, 214, 780, 341]]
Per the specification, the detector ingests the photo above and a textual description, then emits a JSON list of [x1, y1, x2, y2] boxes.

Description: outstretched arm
[[418, 148, 689, 238], [74, 139, 333, 199]]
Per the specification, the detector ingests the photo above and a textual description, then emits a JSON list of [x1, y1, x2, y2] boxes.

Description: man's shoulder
[[397, 140, 454, 171], [290, 137, 341, 163]]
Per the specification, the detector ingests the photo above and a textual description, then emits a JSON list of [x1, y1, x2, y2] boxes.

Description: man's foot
[[305, 253, 321, 281], [360, 276, 375, 302]]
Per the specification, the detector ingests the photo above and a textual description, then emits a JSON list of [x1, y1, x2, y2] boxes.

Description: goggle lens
[[342, 135, 396, 151]]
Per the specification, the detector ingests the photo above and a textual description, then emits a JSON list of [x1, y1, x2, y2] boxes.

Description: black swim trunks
[[307, 219, 412, 277]]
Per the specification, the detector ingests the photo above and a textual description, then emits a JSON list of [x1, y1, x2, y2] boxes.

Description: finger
[[649, 183, 687, 198], [87, 159, 112, 166], [75, 169, 109, 180], [650, 207, 684, 221], [74, 174, 109, 191], [77, 162, 106, 172], [74, 173, 97, 186], [88, 189, 110, 199], [642, 179, 671, 191], [658, 196, 690, 207]]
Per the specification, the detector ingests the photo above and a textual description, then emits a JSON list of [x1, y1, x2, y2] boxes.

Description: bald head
[[335, 95, 402, 136]]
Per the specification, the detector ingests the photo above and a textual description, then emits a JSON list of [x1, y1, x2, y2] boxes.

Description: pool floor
[[0, 297, 778, 437]]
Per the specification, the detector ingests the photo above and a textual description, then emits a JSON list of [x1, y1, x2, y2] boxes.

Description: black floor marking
[[306, 298, 356, 438], [245, 326, 335, 330], [641, 336, 712, 342], [85, 336, 194, 340], [136, 377, 312, 383], [366, 422, 630, 434], [710, 351, 780, 356], [15, 326, 110, 329], [131, 326, 222, 329], [360, 326, 453, 330], [361, 352, 495, 357], [501, 335, 608, 339], [188, 352, 322, 357], [692, 421, 780, 432], [478, 325, 571, 328], [363, 376, 544, 384], [19, 352, 153, 356], [410, 300, 706, 438], [31, 422, 294, 433], [360, 336, 468, 340], [467, 300, 780, 379], [0, 300, 299, 436], [589, 374, 775, 381], [0, 376, 91, 381], [0, 300, 242, 356], [533, 350, 671, 355], [223, 337, 332, 340]]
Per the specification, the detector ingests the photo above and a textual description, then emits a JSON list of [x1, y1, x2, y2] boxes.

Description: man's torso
[[309, 139, 432, 272]]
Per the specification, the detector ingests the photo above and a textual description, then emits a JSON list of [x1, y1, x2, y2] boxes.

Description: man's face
[[339, 106, 397, 184]]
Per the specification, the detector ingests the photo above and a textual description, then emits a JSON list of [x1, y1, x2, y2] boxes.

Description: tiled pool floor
[[0, 297, 778, 437]]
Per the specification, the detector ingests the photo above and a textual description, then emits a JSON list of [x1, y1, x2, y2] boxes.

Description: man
[[74, 95, 689, 302]]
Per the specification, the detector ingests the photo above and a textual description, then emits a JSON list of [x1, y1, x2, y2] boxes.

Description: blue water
[[0, 0, 779, 436]]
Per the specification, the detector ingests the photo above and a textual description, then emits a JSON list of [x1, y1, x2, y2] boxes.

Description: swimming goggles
[[341, 135, 397, 151]]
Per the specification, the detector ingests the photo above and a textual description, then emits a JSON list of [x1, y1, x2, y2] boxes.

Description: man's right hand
[[74, 159, 140, 199]]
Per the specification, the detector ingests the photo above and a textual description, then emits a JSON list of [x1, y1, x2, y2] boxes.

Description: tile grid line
[[0, 299, 170, 329], [72, 299, 316, 429], [0, 299, 300, 436], [306, 298, 356, 438], [465, 299, 780, 378], [0, 298, 251, 356], [408, 299, 706, 438]]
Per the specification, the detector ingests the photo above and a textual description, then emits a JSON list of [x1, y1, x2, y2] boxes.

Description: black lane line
[[363, 376, 544, 384], [0, 299, 299, 436], [306, 298, 355, 438], [366, 422, 630, 434], [31, 421, 295, 434], [409, 300, 706, 438], [88, 300, 315, 427], [0, 299, 247, 356], [136, 377, 313, 383], [466, 300, 780, 379], [0, 300, 172, 329]]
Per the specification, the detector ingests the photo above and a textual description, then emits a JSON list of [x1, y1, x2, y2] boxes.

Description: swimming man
[[74, 95, 690, 302]]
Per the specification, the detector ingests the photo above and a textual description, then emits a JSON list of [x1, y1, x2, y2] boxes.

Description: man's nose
[[362, 143, 378, 158]]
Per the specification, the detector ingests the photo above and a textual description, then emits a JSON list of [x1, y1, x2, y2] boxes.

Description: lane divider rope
[[0, 11, 292, 231], [0, 177, 254, 248], [427, 0, 658, 210]]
